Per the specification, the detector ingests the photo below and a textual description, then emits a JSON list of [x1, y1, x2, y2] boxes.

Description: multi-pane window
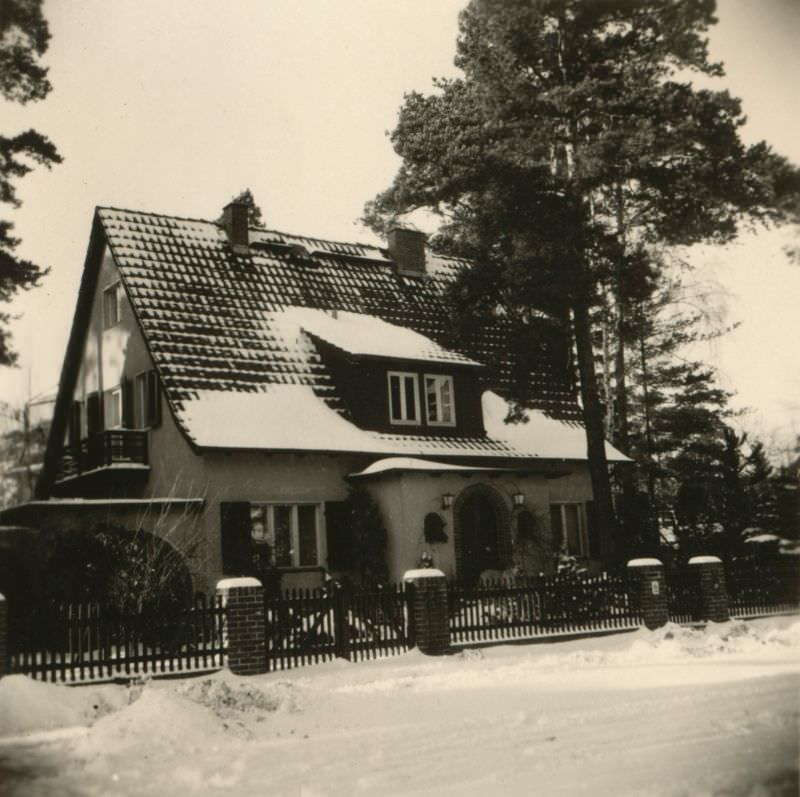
[[103, 282, 123, 329], [388, 371, 420, 425], [103, 387, 122, 429], [424, 374, 455, 426], [550, 503, 589, 557], [250, 504, 321, 567]]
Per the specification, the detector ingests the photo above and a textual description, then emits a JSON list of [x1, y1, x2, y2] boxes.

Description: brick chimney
[[222, 200, 250, 255], [387, 227, 427, 277]]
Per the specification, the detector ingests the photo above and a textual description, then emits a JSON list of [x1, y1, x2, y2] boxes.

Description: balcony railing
[[56, 430, 149, 482]]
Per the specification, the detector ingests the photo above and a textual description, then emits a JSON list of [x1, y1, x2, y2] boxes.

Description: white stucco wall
[[364, 466, 595, 583]]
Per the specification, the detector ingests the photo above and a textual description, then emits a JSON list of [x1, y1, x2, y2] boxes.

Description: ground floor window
[[250, 503, 321, 567], [550, 502, 589, 557]]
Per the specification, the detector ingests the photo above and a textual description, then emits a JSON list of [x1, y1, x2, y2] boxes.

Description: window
[[249, 503, 322, 568], [550, 503, 589, 557], [388, 371, 419, 425], [134, 370, 161, 428], [103, 282, 123, 328], [103, 387, 122, 429], [424, 374, 455, 426]]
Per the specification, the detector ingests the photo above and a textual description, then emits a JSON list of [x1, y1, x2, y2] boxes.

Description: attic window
[[103, 282, 123, 328], [388, 372, 419, 425], [424, 374, 455, 427]]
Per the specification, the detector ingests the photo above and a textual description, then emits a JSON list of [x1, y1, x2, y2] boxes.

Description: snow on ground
[[0, 617, 798, 797]]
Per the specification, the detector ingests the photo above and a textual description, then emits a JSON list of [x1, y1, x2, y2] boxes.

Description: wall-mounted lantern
[[512, 492, 525, 508], [442, 493, 454, 510]]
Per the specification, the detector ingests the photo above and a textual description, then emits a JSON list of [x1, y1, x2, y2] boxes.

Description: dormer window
[[388, 371, 420, 425], [425, 374, 455, 427], [103, 282, 123, 328]]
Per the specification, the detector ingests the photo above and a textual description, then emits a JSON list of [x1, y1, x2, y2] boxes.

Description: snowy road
[[1, 618, 798, 796]]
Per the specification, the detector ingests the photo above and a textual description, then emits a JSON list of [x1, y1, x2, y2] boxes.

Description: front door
[[459, 493, 500, 584]]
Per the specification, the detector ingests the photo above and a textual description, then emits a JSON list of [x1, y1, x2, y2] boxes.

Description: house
[[3, 201, 627, 592]]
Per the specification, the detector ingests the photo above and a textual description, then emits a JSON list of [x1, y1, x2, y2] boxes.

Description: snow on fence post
[[403, 569, 450, 655], [689, 556, 729, 623], [0, 593, 6, 677], [626, 559, 668, 630], [216, 577, 268, 676]]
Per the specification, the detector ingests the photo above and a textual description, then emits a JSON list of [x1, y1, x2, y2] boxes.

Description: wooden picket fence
[[727, 559, 800, 619], [263, 583, 411, 671], [666, 568, 703, 624], [8, 594, 226, 683], [447, 571, 642, 645], [6, 560, 798, 683]]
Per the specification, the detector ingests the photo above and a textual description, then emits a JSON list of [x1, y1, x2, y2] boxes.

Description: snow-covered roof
[[744, 534, 781, 544], [481, 391, 630, 462], [273, 307, 481, 366], [349, 457, 504, 478], [178, 385, 629, 462], [96, 207, 582, 422]]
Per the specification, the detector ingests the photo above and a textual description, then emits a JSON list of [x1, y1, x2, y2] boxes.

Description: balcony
[[55, 430, 149, 492]]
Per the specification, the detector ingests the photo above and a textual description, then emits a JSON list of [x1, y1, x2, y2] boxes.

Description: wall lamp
[[442, 493, 454, 510], [512, 492, 526, 508]]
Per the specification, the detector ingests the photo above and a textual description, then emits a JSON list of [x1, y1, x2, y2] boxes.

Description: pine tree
[[219, 189, 264, 227], [366, 0, 796, 555], [0, 0, 62, 365]]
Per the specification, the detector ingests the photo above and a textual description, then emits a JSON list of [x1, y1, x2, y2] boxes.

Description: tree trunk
[[613, 183, 636, 552], [639, 331, 659, 549], [572, 287, 617, 560]]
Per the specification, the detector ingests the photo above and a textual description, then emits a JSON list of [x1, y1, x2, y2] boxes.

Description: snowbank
[[0, 675, 124, 737], [0, 616, 797, 797]]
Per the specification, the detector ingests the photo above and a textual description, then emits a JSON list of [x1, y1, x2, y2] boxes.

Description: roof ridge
[[96, 205, 389, 253], [97, 205, 217, 227], [255, 227, 385, 252]]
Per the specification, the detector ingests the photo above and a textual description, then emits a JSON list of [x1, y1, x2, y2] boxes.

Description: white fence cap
[[626, 558, 663, 568], [688, 555, 723, 565], [216, 576, 263, 590], [403, 568, 445, 581]]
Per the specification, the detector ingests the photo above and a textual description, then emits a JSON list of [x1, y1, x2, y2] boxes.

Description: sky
[[1, 0, 798, 459]]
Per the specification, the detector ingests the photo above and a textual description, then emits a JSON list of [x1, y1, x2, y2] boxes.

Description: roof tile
[[97, 207, 583, 449]]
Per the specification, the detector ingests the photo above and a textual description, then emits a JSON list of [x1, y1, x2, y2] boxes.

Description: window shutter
[[86, 391, 103, 435], [220, 502, 254, 576], [585, 501, 601, 559], [325, 501, 353, 571], [121, 377, 134, 428], [147, 370, 162, 428], [549, 504, 564, 551], [68, 401, 82, 448]]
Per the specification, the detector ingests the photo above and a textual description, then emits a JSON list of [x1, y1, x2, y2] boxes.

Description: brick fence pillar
[[689, 555, 729, 623], [0, 593, 6, 678], [403, 569, 450, 655], [216, 577, 268, 676], [627, 558, 668, 630]]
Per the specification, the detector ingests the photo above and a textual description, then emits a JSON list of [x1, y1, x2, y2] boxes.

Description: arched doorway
[[454, 484, 511, 585]]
